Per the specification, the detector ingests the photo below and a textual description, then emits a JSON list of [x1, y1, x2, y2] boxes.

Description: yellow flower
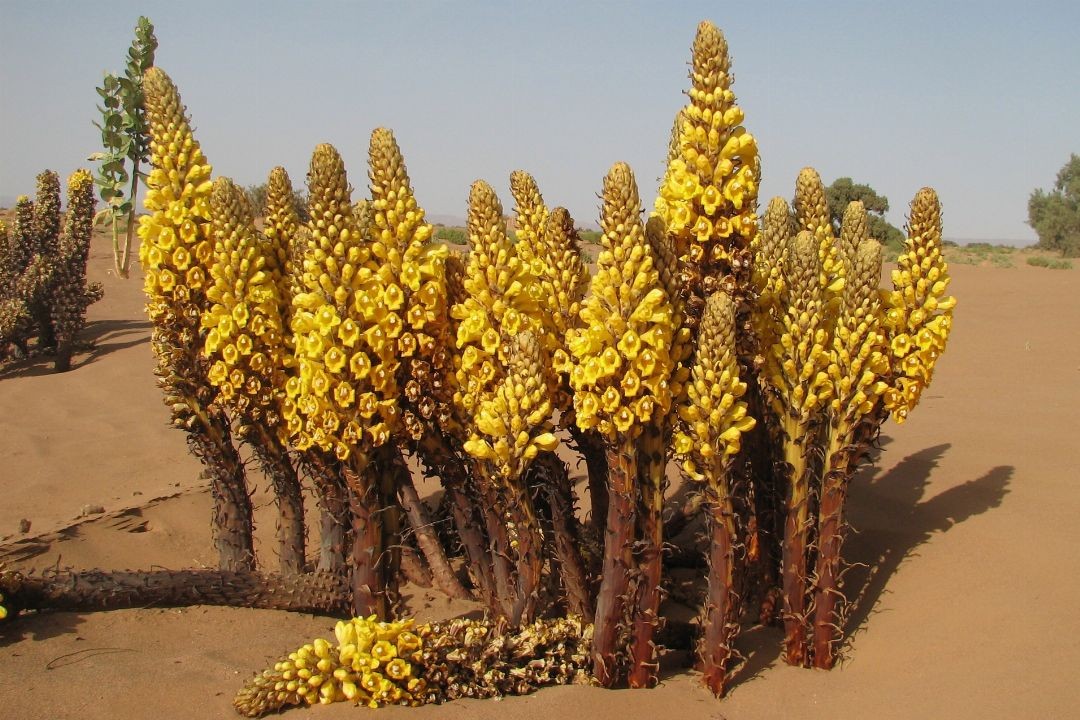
[[384, 283, 405, 310], [334, 381, 355, 407], [350, 351, 371, 378], [208, 361, 228, 385], [481, 327, 500, 355], [315, 305, 341, 334], [385, 658, 411, 681], [396, 631, 422, 655], [222, 343, 239, 365], [324, 346, 347, 373], [338, 318, 361, 347], [701, 184, 723, 215], [891, 333, 913, 358], [613, 406, 635, 433], [600, 346, 622, 375], [617, 330, 642, 359], [311, 367, 332, 395]]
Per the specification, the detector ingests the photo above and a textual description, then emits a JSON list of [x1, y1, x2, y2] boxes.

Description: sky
[[2, 0, 1078, 243]]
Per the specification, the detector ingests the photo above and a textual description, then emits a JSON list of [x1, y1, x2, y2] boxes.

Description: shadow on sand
[[730, 442, 1012, 688], [0, 318, 149, 379]]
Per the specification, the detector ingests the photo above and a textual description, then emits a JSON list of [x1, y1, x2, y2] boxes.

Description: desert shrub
[[434, 226, 467, 244], [1027, 255, 1072, 269]]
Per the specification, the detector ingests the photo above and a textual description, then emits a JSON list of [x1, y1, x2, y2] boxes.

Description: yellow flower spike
[[464, 331, 555, 482], [655, 20, 759, 347], [564, 162, 675, 443], [883, 187, 955, 421], [452, 179, 544, 434], [794, 167, 844, 301], [201, 178, 289, 431], [673, 290, 754, 485], [283, 143, 397, 457], [366, 128, 458, 442], [509, 170, 548, 266]]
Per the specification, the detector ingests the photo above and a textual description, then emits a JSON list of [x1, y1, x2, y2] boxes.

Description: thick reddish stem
[[397, 468, 471, 600], [628, 421, 666, 688], [342, 456, 384, 618], [252, 426, 305, 576], [192, 409, 255, 573], [699, 483, 740, 695], [591, 445, 636, 687]]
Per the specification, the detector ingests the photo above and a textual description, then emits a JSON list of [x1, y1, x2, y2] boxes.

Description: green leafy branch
[[90, 16, 157, 279]]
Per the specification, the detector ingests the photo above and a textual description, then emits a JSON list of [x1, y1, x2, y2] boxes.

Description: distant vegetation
[[944, 242, 1018, 268], [1026, 255, 1072, 270], [433, 226, 467, 244], [1028, 154, 1080, 257], [824, 177, 905, 254]]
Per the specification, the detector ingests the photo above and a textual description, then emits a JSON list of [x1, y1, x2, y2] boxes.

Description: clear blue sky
[[2, 0, 1078, 243]]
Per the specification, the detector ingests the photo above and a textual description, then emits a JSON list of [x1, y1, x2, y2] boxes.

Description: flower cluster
[[463, 331, 558, 480], [558, 163, 676, 440], [794, 167, 844, 298], [827, 237, 890, 428], [234, 616, 428, 716], [367, 128, 455, 440], [655, 20, 759, 287], [235, 614, 593, 717], [263, 166, 301, 298], [50, 169, 103, 368], [138, 67, 214, 323], [883, 188, 956, 421], [451, 180, 543, 443], [202, 178, 287, 424], [282, 144, 398, 458], [765, 231, 833, 423], [673, 291, 755, 482]]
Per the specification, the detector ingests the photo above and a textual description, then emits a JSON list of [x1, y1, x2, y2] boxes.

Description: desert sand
[[2, 229, 1078, 720]]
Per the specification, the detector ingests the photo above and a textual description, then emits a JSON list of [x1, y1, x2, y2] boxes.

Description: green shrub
[[434, 226, 467, 244], [1027, 255, 1072, 269]]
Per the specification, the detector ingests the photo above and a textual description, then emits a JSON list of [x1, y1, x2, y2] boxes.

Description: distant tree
[[1028, 154, 1080, 257], [825, 177, 905, 252]]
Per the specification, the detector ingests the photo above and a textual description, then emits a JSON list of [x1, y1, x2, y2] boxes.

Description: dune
[[1, 228, 1078, 719]]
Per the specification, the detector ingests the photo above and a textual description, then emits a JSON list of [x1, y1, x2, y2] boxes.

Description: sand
[[2, 231, 1079, 719]]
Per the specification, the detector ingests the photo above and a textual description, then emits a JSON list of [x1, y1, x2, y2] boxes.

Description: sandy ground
[[2, 229, 1079, 719]]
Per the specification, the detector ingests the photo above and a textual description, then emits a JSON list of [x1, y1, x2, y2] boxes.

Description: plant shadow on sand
[[0, 318, 149, 379], [729, 441, 1012, 689]]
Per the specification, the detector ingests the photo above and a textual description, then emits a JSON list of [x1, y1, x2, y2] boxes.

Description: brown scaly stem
[[811, 459, 850, 668], [530, 451, 593, 622], [414, 432, 497, 610], [592, 445, 636, 687], [780, 415, 812, 667], [396, 457, 471, 600], [699, 481, 741, 695], [480, 480, 516, 620], [301, 451, 350, 575], [568, 424, 608, 536], [340, 455, 385, 618], [399, 543, 433, 588], [251, 425, 305, 576], [744, 380, 784, 624], [373, 445, 406, 615], [0, 569, 349, 616], [188, 404, 255, 573], [628, 420, 666, 688], [507, 487, 544, 626]]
